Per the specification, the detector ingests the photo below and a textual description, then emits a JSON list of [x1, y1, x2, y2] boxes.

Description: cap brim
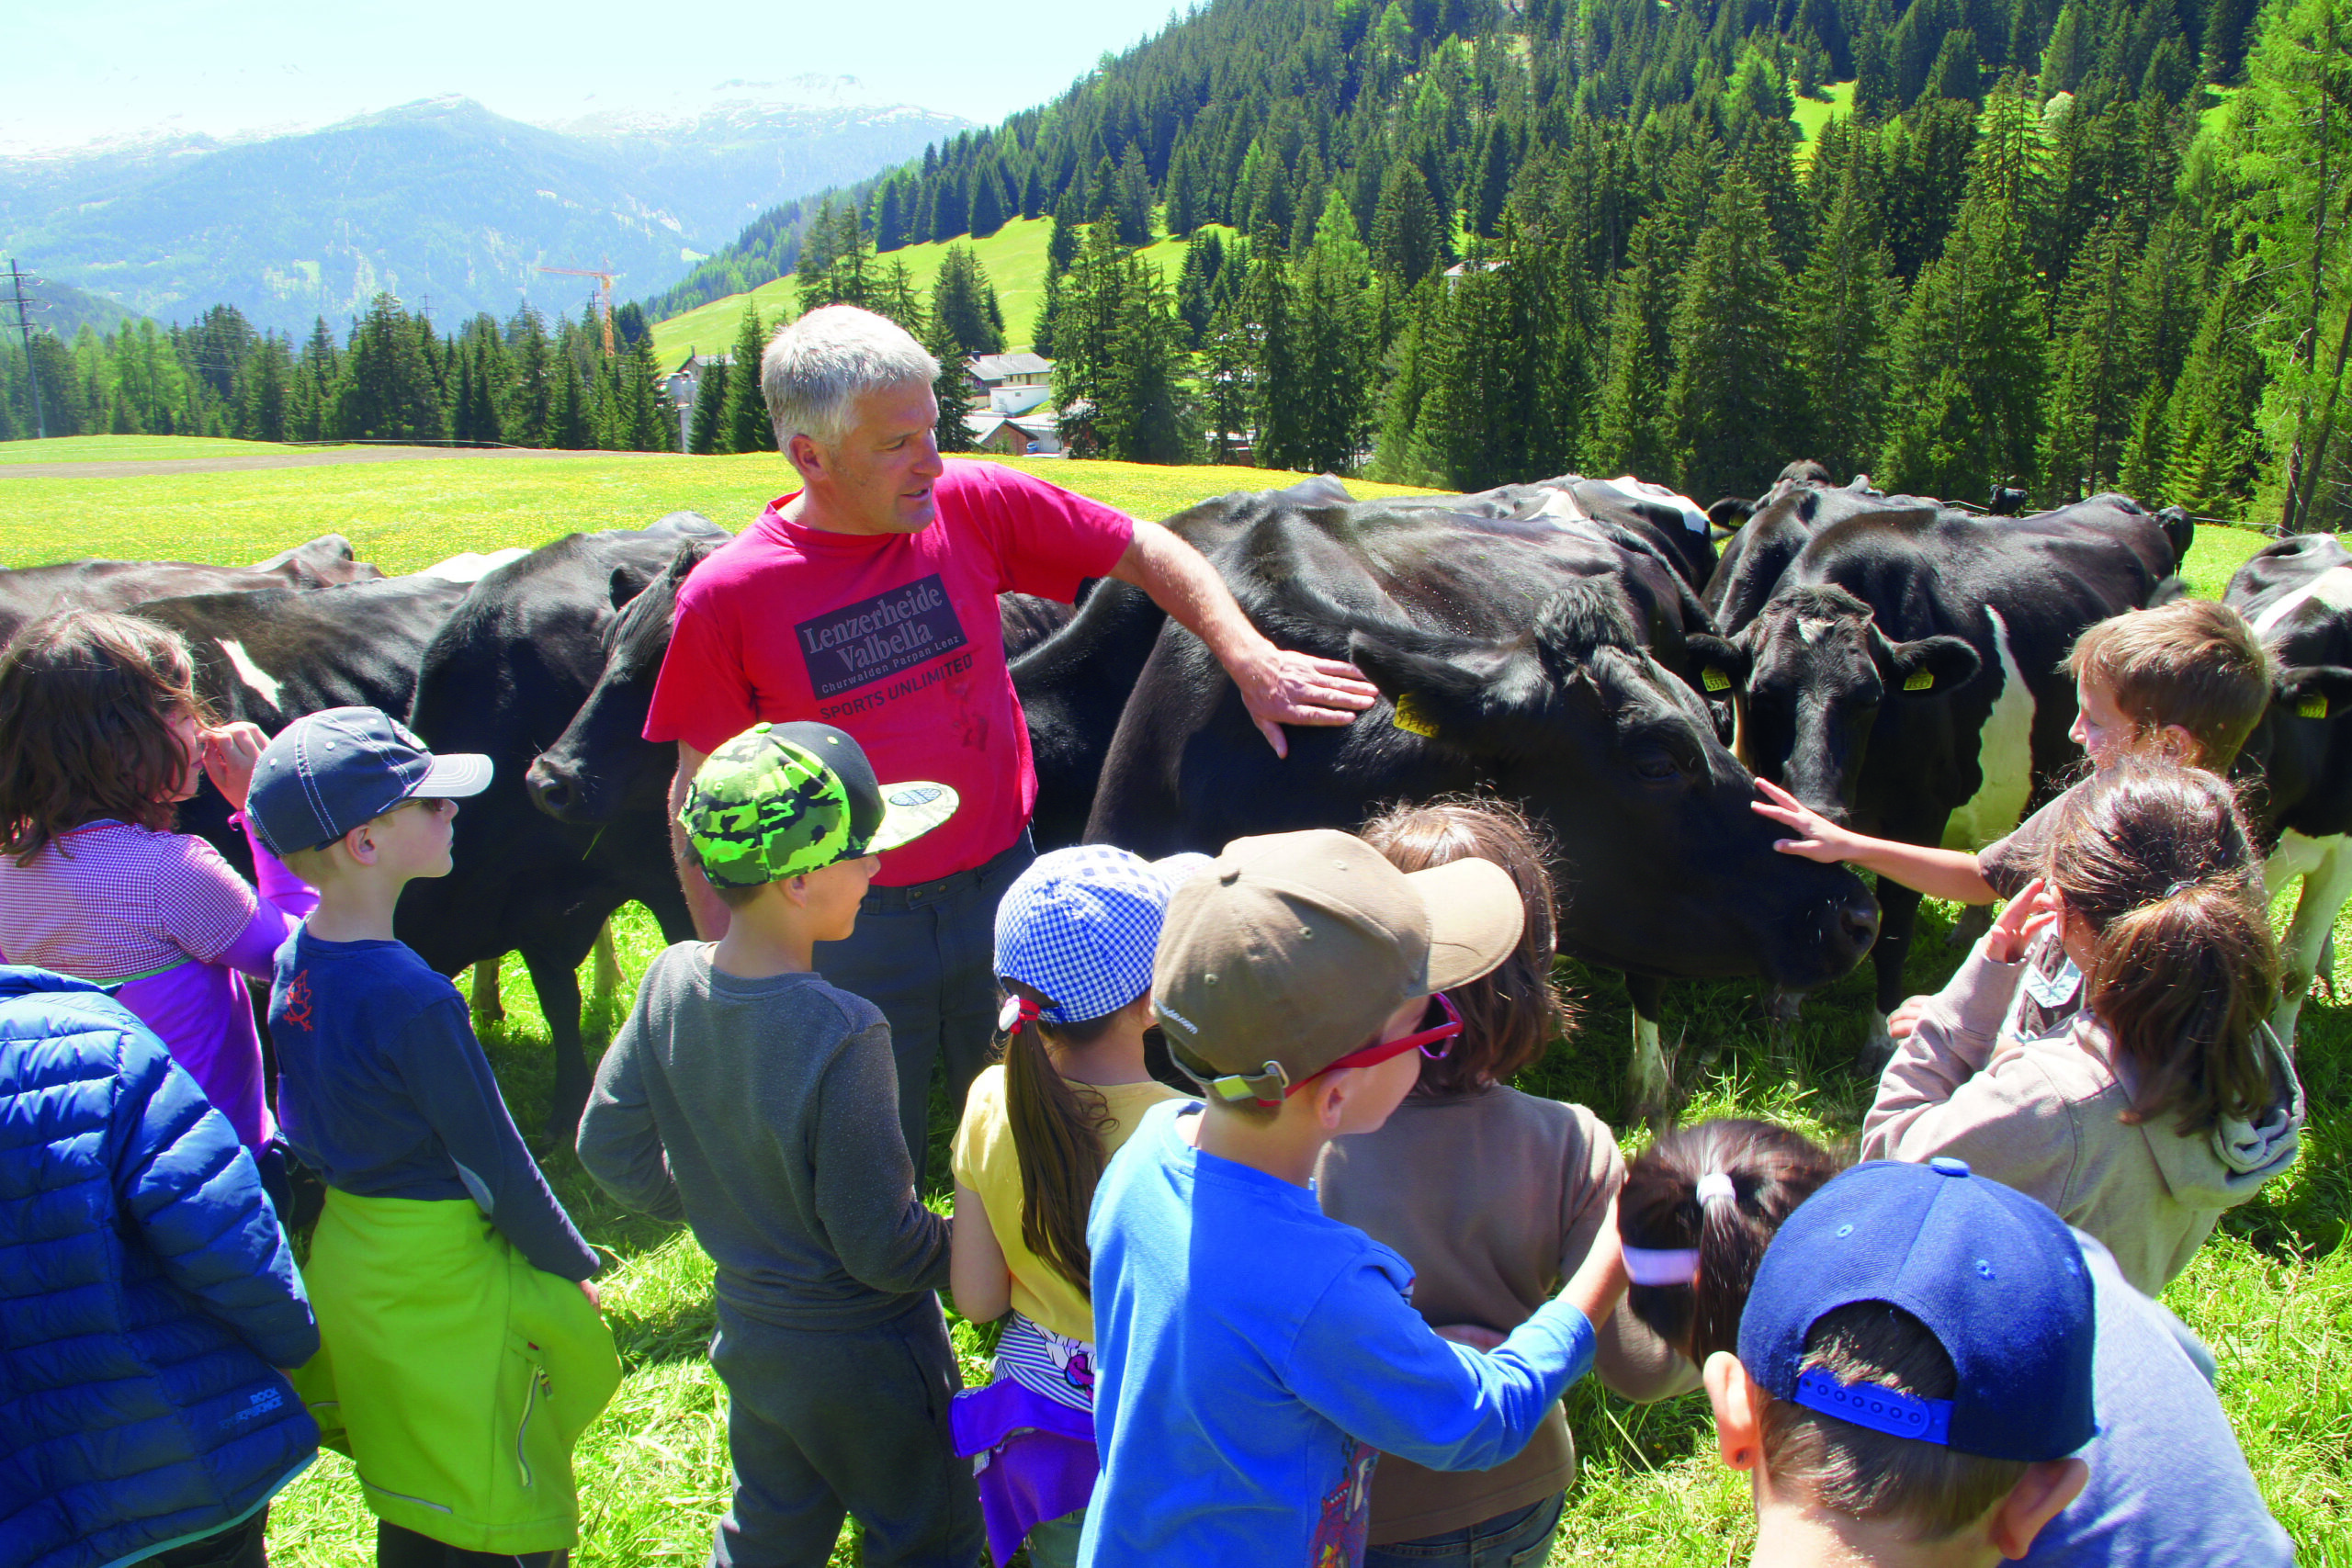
[[404, 752, 494, 800], [867, 781, 960, 853], [1408, 857, 1525, 989]]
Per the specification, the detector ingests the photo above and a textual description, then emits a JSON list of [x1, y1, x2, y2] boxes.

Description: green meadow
[[5, 437, 2344, 1564]]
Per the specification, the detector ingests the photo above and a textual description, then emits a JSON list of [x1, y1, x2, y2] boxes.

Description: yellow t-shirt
[[951, 1062, 1182, 1342]]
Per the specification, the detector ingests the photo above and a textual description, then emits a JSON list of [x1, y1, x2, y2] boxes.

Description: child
[[1861, 759, 2303, 1294], [1637, 1139, 2294, 1567], [1314, 800, 1693, 1566], [247, 706, 616, 1568], [0, 610, 319, 1207], [575, 719, 979, 1568], [3, 966, 320, 1568], [946, 844, 1204, 1567], [1754, 598, 2270, 1043], [1083, 828, 1629, 1567]]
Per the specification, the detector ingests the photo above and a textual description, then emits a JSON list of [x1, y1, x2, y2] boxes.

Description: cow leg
[[591, 920, 623, 1002], [522, 945, 593, 1144], [470, 959, 505, 1025], [1861, 880, 1927, 1072], [2269, 832, 2352, 1053], [1624, 973, 1675, 1130]]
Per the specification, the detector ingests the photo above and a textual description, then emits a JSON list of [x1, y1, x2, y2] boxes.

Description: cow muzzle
[[525, 754, 595, 822]]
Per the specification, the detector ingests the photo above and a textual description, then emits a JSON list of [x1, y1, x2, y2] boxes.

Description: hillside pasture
[[7, 440, 2345, 1564]]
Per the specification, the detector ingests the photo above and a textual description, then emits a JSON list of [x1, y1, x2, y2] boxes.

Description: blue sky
[[2, 0, 1188, 152]]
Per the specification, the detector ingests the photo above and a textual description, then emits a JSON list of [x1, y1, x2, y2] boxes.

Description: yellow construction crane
[[537, 261, 620, 353]]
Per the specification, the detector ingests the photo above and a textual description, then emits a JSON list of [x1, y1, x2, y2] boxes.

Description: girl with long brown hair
[[947, 844, 1203, 1568], [1864, 758, 2305, 1294], [0, 610, 317, 1209]]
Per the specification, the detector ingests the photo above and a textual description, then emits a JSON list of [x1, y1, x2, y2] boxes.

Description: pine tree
[[1047, 185, 1084, 277], [688, 355, 730, 454], [933, 246, 1007, 356], [1589, 221, 1677, 480], [1164, 148, 1202, 237], [2037, 216, 2140, 502], [1790, 183, 1899, 480], [506, 309, 553, 447], [725, 303, 775, 454], [1372, 159, 1446, 284], [1667, 171, 1795, 500], [550, 353, 594, 450]]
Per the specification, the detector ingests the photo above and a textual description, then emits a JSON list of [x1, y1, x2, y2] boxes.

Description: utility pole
[[4, 258, 47, 440]]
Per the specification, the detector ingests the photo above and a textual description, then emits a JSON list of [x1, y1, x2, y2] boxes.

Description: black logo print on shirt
[[796, 574, 971, 699]]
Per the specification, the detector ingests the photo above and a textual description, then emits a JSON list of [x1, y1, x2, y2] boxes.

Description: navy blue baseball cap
[[246, 705, 492, 855], [1738, 1157, 2096, 1462]]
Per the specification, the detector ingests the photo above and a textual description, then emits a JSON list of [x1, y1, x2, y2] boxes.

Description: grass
[[0, 444, 1434, 573], [16, 441, 2342, 1562], [0, 434, 368, 464], [649, 215, 1238, 367], [1792, 80, 1857, 166]]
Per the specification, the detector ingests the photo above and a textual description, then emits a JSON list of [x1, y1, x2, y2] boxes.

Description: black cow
[[1703, 476, 1941, 636], [0, 535, 382, 643], [1080, 494, 1880, 1118], [2225, 534, 2352, 1044], [403, 513, 731, 1137], [1987, 485, 2031, 515], [1689, 495, 2186, 1056]]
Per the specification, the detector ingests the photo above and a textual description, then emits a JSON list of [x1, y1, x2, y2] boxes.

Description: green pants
[[293, 1189, 620, 1554]]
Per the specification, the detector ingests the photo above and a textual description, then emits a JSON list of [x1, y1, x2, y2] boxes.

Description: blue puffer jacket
[[0, 967, 320, 1568]]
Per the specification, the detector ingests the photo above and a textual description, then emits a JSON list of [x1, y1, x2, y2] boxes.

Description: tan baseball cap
[[1152, 828, 1524, 1101]]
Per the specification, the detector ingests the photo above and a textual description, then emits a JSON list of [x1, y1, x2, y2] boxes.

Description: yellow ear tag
[[2299, 694, 2328, 720], [1702, 667, 1732, 693], [1904, 668, 1935, 693], [1391, 693, 1441, 738]]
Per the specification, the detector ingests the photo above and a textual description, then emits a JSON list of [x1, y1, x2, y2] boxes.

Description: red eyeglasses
[[1311, 991, 1463, 1081], [1181, 994, 1464, 1106]]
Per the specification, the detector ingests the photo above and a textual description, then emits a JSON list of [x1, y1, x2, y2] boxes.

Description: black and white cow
[[1689, 495, 2188, 1055], [1702, 476, 1941, 636], [2226, 534, 2352, 1044], [0, 535, 383, 643], [1080, 492, 1881, 1116]]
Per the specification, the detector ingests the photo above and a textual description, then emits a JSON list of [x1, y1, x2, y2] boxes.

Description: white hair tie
[[1695, 1171, 1736, 1206], [1623, 1247, 1702, 1287]]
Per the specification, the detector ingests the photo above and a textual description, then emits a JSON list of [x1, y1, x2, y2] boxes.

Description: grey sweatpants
[[707, 1300, 982, 1568], [813, 832, 1034, 1181]]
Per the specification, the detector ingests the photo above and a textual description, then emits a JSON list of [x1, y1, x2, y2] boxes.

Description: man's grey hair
[[761, 305, 939, 455]]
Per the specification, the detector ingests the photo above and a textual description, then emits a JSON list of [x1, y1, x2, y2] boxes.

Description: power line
[[5, 258, 48, 441]]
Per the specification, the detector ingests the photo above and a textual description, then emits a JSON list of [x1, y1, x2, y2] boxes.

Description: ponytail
[[1620, 1120, 1845, 1364], [2047, 761, 2280, 1133], [1000, 983, 1118, 1296]]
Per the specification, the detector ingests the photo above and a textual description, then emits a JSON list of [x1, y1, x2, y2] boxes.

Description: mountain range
[[0, 79, 967, 336]]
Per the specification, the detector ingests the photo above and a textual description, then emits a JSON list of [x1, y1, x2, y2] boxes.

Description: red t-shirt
[[642, 458, 1134, 886]]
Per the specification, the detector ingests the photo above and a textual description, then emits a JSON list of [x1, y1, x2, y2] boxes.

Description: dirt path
[[0, 446, 635, 480]]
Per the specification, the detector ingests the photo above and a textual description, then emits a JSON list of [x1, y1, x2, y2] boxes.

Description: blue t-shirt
[[2025, 1231, 2293, 1566], [270, 928, 596, 1280], [1081, 1100, 1597, 1567]]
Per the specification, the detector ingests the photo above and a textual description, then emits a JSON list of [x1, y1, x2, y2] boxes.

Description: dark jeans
[[375, 1522, 564, 1568], [1363, 1491, 1566, 1568], [813, 831, 1035, 1180], [148, 1510, 266, 1568], [707, 1300, 982, 1568]]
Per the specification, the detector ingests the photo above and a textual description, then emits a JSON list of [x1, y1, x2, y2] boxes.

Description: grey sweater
[[576, 942, 949, 1327]]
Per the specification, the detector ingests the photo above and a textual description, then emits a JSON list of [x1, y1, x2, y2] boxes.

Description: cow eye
[[1632, 749, 1682, 783]]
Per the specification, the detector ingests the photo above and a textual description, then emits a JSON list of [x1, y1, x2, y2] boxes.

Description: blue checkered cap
[[993, 846, 1212, 1024]]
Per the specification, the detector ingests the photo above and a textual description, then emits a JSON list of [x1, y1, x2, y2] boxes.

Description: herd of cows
[[13, 460, 2352, 1131]]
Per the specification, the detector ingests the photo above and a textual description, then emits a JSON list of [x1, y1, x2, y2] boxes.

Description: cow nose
[[526, 756, 578, 818], [1833, 886, 1882, 960]]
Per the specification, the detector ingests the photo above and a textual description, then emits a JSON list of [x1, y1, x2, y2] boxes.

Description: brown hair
[[0, 610, 209, 863], [1359, 798, 1575, 1096], [1619, 1119, 1845, 1365], [2069, 599, 2270, 770], [2044, 759, 2279, 1132], [1759, 1302, 2031, 1539], [996, 980, 1142, 1295]]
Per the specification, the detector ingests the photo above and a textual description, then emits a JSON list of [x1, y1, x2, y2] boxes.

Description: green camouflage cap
[[681, 721, 958, 888]]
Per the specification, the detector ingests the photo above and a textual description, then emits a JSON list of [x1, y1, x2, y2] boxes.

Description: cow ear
[[1683, 633, 1749, 697], [2276, 664, 2352, 722], [1884, 634, 1979, 697], [1345, 628, 1550, 750], [607, 562, 657, 610]]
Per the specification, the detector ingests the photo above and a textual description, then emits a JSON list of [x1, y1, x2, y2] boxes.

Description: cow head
[[527, 538, 718, 824], [1685, 584, 1979, 821], [1345, 581, 1880, 991], [2244, 662, 2352, 836]]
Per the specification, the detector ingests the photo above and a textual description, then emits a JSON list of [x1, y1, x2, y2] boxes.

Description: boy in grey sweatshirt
[[576, 720, 978, 1568]]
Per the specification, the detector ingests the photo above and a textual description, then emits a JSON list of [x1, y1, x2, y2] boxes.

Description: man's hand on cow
[[1236, 646, 1379, 759], [199, 721, 270, 813], [1750, 778, 1860, 862]]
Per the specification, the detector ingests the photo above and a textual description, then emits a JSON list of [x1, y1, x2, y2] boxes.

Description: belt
[[860, 832, 1033, 912]]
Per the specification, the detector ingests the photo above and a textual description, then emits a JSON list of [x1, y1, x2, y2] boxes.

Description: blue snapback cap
[[1738, 1157, 2096, 1463], [246, 705, 492, 855], [993, 845, 1212, 1024]]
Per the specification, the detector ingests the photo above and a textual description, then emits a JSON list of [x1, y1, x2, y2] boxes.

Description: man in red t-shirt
[[645, 305, 1376, 1171]]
